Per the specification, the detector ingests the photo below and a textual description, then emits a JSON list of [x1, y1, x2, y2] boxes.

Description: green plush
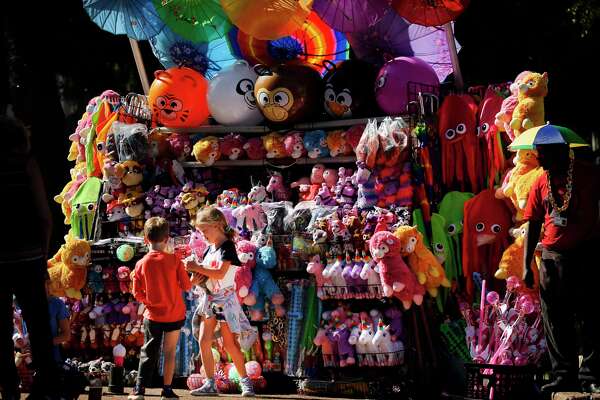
[[412, 209, 431, 249], [70, 177, 102, 240]]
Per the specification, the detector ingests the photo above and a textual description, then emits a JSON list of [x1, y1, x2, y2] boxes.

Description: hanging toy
[[47, 235, 91, 299], [322, 60, 378, 119], [509, 71, 548, 137]]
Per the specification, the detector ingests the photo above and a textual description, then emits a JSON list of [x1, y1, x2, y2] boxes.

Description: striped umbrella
[[509, 124, 589, 150]]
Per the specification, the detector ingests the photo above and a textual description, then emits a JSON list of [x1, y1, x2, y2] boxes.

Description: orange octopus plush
[[394, 226, 450, 297], [149, 67, 210, 128]]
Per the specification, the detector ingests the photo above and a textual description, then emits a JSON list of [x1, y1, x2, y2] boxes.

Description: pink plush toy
[[167, 133, 191, 161], [369, 231, 425, 310], [315, 183, 337, 206], [235, 240, 257, 302], [322, 168, 339, 189], [266, 172, 290, 201], [343, 124, 364, 152], [494, 71, 531, 140], [232, 204, 267, 232], [117, 266, 131, 293], [243, 137, 266, 160], [219, 133, 247, 160], [283, 131, 305, 159], [306, 255, 331, 299], [189, 230, 208, 259]]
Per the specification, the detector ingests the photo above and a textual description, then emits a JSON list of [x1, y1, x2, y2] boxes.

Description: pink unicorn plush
[[266, 172, 290, 201]]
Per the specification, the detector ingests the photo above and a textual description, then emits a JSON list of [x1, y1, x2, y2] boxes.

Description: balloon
[[149, 66, 210, 128], [116, 244, 134, 262], [322, 60, 378, 119], [486, 291, 499, 305], [375, 56, 439, 115], [187, 373, 204, 390], [208, 61, 264, 126], [254, 63, 322, 126], [245, 361, 262, 379]]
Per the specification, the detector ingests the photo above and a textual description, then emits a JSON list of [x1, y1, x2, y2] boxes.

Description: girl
[[184, 207, 257, 397]]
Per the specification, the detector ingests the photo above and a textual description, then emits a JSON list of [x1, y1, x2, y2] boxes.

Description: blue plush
[[248, 246, 285, 320], [88, 266, 104, 293], [303, 130, 329, 159]]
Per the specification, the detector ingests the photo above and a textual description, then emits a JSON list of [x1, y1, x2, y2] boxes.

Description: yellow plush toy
[[495, 224, 540, 289], [262, 132, 286, 159], [509, 71, 548, 136], [54, 162, 87, 224], [497, 150, 541, 221], [326, 130, 352, 157], [394, 225, 451, 297], [47, 235, 92, 299], [192, 136, 220, 166]]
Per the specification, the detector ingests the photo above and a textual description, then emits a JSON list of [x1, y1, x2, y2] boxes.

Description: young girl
[[184, 207, 257, 397]]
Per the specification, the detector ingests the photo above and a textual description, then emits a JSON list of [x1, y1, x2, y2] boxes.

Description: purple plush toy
[[314, 184, 337, 206], [384, 306, 404, 342], [332, 325, 356, 367]]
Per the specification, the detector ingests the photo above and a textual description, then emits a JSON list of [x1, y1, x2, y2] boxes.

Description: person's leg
[[190, 317, 218, 396], [135, 319, 164, 390], [0, 275, 19, 397], [161, 329, 180, 387], [13, 258, 57, 395], [539, 250, 578, 391], [220, 323, 254, 397]]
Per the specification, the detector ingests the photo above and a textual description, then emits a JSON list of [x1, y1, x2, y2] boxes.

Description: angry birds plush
[[243, 137, 266, 160], [47, 235, 92, 299], [509, 71, 548, 136], [283, 131, 305, 159], [394, 226, 450, 297], [304, 130, 330, 159], [322, 60, 377, 118], [207, 60, 264, 126], [262, 132, 286, 159], [192, 136, 221, 166], [369, 231, 425, 310], [326, 130, 353, 157], [149, 67, 209, 128], [254, 64, 322, 125], [219, 133, 246, 160]]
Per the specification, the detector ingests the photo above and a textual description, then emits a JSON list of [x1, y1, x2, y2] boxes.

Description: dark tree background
[[2, 0, 599, 252]]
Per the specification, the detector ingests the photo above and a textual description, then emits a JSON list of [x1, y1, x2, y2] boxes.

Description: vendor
[[523, 143, 600, 394]]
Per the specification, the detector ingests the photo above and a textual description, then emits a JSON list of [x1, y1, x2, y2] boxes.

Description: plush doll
[[118, 160, 143, 194], [117, 266, 132, 293], [235, 240, 257, 302], [509, 71, 548, 137], [70, 177, 103, 240], [101, 160, 124, 203], [219, 133, 246, 160], [304, 130, 330, 159], [394, 226, 450, 297], [462, 189, 513, 297], [192, 136, 221, 166], [430, 213, 457, 288], [356, 170, 378, 210], [47, 236, 91, 299], [384, 306, 403, 342], [513, 167, 544, 221], [332, 325, 356, 367], [106, 201, 127, 223], [102, 264, 120, 294], [306, 255, 331, 299], [262, 132, 286, 159], [244, 245, 285, 320], [369, 231, 425, 310], [188, 230, 208, 259], [148, 130, 173, 160], [477, 86, 506, 189], [88, 264, 105, 293], [343, 125, 364, 153], [497, 150, 541, 221], [326, 130, 352, 157], [283, 131, 305, 159], [495, 223, 540, 289], [55, 163, 87, 224], [265, 172, 290, 201], [494, 71, 532, 140], [232, 204, 267, 232], [243, 137, 266, 160], [322, 168, 339, 189], [314, 184, 337, 206], [167, 132, 192, 161]]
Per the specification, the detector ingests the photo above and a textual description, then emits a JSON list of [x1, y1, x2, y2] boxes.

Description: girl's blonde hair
[[195, 206, 236, 240]]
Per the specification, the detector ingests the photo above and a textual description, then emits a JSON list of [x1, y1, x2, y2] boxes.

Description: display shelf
[[182, 156, 356, 168]]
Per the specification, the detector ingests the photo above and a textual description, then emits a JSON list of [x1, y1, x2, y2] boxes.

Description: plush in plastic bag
[[355, 119, 379, 169], [262, 201, 293, 235], [285, 202, 314, 233], [112, 121, 149, 162]]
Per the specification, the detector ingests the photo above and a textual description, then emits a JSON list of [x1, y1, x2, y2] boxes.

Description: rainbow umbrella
[[228, 11, 349, 74], [508, 124, 589, 150], [83, 0, 165, 40], [153, 0, 232, 43], [149, 25, 237, 78]]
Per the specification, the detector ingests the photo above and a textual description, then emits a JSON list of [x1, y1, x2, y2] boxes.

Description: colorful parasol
[[228, 11, 349, 74], [391, 0, 469, 27], [221, 0, 312, 40], [153, 0, 232, 43], [347, 11, 459, 81], [508, 124, 589, 150], [149, 25, 237, 78], [83, 0, 165, 40], [312, 0, 391, 33]]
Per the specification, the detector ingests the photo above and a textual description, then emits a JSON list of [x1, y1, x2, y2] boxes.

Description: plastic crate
[[297, 378, 370, 398], [464, 363, 536, 400]]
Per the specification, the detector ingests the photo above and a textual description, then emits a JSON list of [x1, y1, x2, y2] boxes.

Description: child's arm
[[176, 257, 193, 292], [184, 258, 231, 280], [132, 262, 147, 303]]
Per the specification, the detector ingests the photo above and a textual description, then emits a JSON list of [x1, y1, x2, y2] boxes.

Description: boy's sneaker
[[240, 377, 255, 397], [190, 379, 218, 396], [160, 387, 180, 400], [128, 385, 145, 400]]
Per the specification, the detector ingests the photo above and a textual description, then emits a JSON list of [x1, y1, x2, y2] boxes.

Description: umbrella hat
[[509, 124, 589, 150]]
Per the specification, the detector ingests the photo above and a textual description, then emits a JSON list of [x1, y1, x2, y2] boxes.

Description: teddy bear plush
[[47, 235, 92, 299], [304, 130, 330, 159], [394, 226, 450, 297], [369, 231, 424, 310], [219, 133, 246, 160], [509, 71, 548, 137], [494, 71, 531, 140], [244, 245, 285, 320], [496, 149, 541, 221], [495, 223, 540, 289], [192, 136, 221, 166], [235, 240, 257, 302], [326, 130, 352, 157], [262, 132, 286, 159]]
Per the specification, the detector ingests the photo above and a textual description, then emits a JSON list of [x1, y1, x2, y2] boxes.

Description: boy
[[45, 277, 70, 364], [129, 217, 192, 400]]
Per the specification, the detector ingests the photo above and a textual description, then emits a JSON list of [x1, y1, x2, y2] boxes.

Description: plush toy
[[394, 226, 450, 297], [101, 160, 125, 203], [344, 125, 364, 152], [232, 204, 267, 232], [283, 131, 305, 159], [243, 137, 266, 160], [55, 163, 87, 224], [477, 86, 506, 189], [207, 60, 264, 126], [322, 168, 339, 189], [219, 133, 247, 160], [192, 136, 221, 166], [332, 325, 356, 366], [88, 264, 105, 293], [369, 231, 425, 310], [244, 245, 286, 320], [166, 132, 191, 161], [306, 255, 331, 299], [497, 149, 542, 221], [323, 60, 378, 118], [384, 306, 403, 341], [430, 212, 458, 290], [314, 184, 337, 206], [494, 71, 532, 140], [495, 223, 540, 290], [304, 130, 330, 159], [262, 132, 286, 159], [513, 167, 544, 221], [509, 71, 548, 137], [148, 130, 173, 161], [326, 130, 352, 157], [47, 236, 92, 299], [118, 160, 143, 194], [70, 177, 103, 240], [265, 172, 290, 201], [149, 67, 210, 128], [235, 240, 258, 302], [254, 63, 322, 125], [117, 266, 132, 293], [119, 191, 145, 220], [462, 189, 513, 297]]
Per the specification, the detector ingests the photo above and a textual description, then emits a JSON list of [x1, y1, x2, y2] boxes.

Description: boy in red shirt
[[129, 217, 192, 400], [523, 144, 600, 394]]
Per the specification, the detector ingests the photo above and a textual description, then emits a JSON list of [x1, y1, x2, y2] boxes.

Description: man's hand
[[522, 266, 535, 288]]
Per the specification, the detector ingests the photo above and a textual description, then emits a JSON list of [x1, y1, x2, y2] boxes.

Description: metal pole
[[444, 22, 464, 90], [129, 38, 150, 95]]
